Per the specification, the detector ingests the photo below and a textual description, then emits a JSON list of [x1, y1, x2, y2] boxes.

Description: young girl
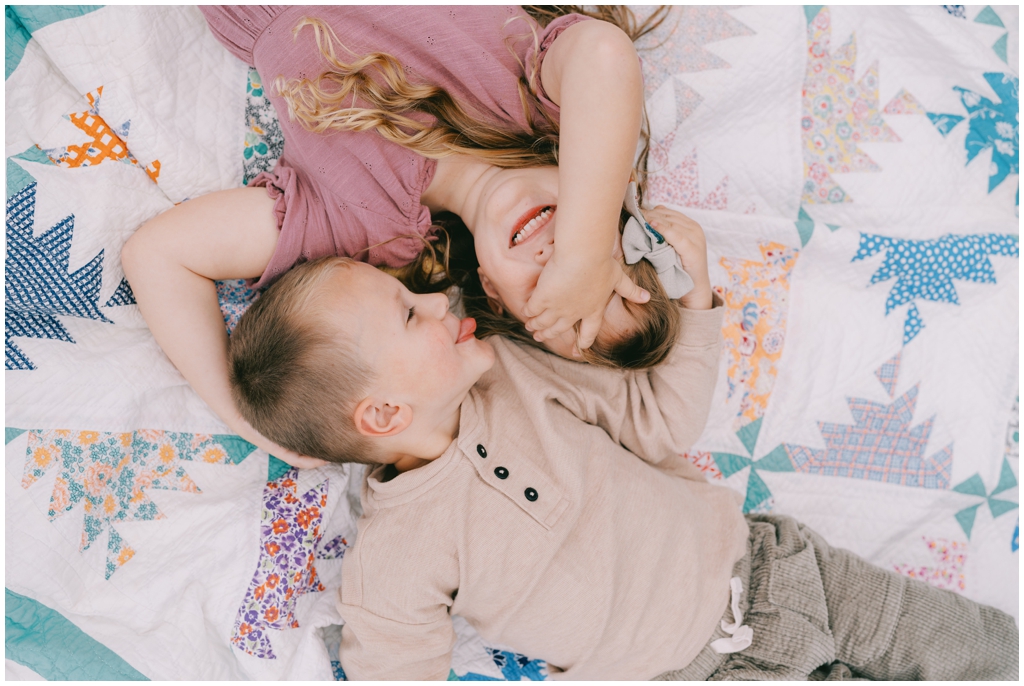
[[122, 6, 677, 466]]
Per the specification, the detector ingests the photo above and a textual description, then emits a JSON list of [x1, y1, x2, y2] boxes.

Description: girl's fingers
[[522, 295, 552, 322], [524, 311, 548, 333], [576, 312, 603, 350], [271, 449, 327, 469], [614, 269, 650, 304], [524, 309, 557, 334], [534, 317, 574, 342]]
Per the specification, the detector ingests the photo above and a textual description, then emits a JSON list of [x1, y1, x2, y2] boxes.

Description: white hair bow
[[620, 180, 694, 299]]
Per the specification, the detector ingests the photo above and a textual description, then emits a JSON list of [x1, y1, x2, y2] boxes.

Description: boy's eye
[[407, 307, 415, 323]]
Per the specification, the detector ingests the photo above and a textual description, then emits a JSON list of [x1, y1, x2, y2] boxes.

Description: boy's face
[[324, 263, 495, 410]]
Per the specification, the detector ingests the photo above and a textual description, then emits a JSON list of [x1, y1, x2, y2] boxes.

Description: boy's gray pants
[[657, 514, 1018, 681]]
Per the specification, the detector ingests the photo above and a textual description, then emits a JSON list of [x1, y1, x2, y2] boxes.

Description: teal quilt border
[[5, 588, 147, 681]]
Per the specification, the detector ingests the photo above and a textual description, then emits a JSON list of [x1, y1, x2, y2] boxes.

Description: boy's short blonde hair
[[228, 256, 376, 464]]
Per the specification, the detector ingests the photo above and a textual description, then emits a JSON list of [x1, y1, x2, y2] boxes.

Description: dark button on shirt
[[476, 444, 487, 458], [494, 467, 508, 479], [524, 487, 538, 502]]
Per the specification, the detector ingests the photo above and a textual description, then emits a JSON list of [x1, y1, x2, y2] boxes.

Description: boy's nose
[[427, 292, 449, 317]]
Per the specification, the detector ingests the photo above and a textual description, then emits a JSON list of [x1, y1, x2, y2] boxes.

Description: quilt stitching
[[894, 537, 968, 593], [801, 7, 901, 205], [780, 352, 954, 489], [926, 73, 1018, 197], [648, 134, 739, 212], [5, 183, 108, 370], [636, 6, 755, 101], [712, 417, 792, 513], [44, 86, 161, 183], [950, 459, 1018, 539]]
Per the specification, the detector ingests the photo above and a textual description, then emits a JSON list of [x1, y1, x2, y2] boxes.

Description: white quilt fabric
[[5, 5, 1018, 681]]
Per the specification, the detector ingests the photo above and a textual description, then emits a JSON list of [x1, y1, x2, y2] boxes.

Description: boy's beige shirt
[[338, 302, 749, 680]]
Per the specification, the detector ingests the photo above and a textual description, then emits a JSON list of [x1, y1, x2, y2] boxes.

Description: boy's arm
[[338, 512, 458, 680], [338, 604, 456, 680], [552, 299, 724, 477], [547, 209, 723, 476], [121, 187, 324, 468]]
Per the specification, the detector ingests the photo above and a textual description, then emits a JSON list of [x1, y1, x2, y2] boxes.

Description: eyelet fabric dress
[[200, 6, 587, 288]]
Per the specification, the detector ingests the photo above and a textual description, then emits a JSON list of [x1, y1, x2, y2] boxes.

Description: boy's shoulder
[[350, 451, 472, 568], [483, 335, 620, 384], [481, 336, 638, 415]]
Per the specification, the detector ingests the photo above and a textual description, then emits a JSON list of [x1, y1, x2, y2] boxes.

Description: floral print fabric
[[716, 243, 800, 432], [231, 469, 330, 659], [21, 429, 253, 578], [801, 8, 900, 204]]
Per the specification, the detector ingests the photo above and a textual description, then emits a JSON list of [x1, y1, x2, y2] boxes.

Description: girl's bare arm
[[121, 187, 326, 468], [525, 19, 649, 347]]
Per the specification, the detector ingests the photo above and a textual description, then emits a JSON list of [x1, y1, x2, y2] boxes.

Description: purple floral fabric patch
[[318, 535, 349, 561], [230, 469, 329, 659]]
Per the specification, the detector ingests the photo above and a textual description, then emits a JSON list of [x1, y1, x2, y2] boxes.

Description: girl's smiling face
[[461, 165, 638, 356], [464, 165, 561, 323]]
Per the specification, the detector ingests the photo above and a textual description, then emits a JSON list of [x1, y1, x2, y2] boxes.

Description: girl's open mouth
[[509, 205, 555, 247]]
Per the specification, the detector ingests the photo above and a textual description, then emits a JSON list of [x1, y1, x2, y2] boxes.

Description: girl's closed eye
[[407, 307, 415, 323]]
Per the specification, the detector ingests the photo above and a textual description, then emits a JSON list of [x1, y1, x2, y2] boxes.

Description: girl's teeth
[[513, 208, 552, 246]]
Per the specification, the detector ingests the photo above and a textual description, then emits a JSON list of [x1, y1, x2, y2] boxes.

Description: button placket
[[464, 437, 566, 529]]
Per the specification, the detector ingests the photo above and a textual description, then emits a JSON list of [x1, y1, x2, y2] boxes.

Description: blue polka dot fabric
[[853, 233, 1019, 344]]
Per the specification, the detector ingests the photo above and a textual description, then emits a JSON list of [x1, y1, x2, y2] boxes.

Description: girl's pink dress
[[200, 6, 585, 287]]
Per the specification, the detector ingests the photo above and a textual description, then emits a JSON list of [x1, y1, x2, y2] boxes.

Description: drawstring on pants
[[710, 577, 753, 654]]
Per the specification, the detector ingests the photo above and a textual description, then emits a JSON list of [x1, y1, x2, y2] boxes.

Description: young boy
[[227, 210, 1017, 680]]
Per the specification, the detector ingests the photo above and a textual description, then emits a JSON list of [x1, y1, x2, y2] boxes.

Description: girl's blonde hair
[[275, 6, 669, 167], [275, 6, 680, 368], [274, 17, 558, 168]]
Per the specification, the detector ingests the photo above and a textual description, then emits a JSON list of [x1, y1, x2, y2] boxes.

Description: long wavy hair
[[275, 6, 680, 368], [275, 6, 669, 166]]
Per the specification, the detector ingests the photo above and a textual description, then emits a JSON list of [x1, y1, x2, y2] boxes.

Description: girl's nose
[[534, 237, 555, 265]]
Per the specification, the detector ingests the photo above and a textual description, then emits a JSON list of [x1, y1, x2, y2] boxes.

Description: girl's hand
[[265, 443, 328, 470], [523, 251, 650, 348], [645, 206, 713, 310], [241, 421, 328, 470]]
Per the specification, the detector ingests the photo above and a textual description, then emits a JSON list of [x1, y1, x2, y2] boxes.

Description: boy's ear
[[477, 270, 504, 315], [354, 398, 413, 438]]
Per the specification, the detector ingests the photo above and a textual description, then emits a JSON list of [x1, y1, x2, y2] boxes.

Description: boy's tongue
[[456, 317, 477, 343]]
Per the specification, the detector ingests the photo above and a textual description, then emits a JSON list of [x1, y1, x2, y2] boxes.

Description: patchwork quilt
[[5, 5, 1018, 681]]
